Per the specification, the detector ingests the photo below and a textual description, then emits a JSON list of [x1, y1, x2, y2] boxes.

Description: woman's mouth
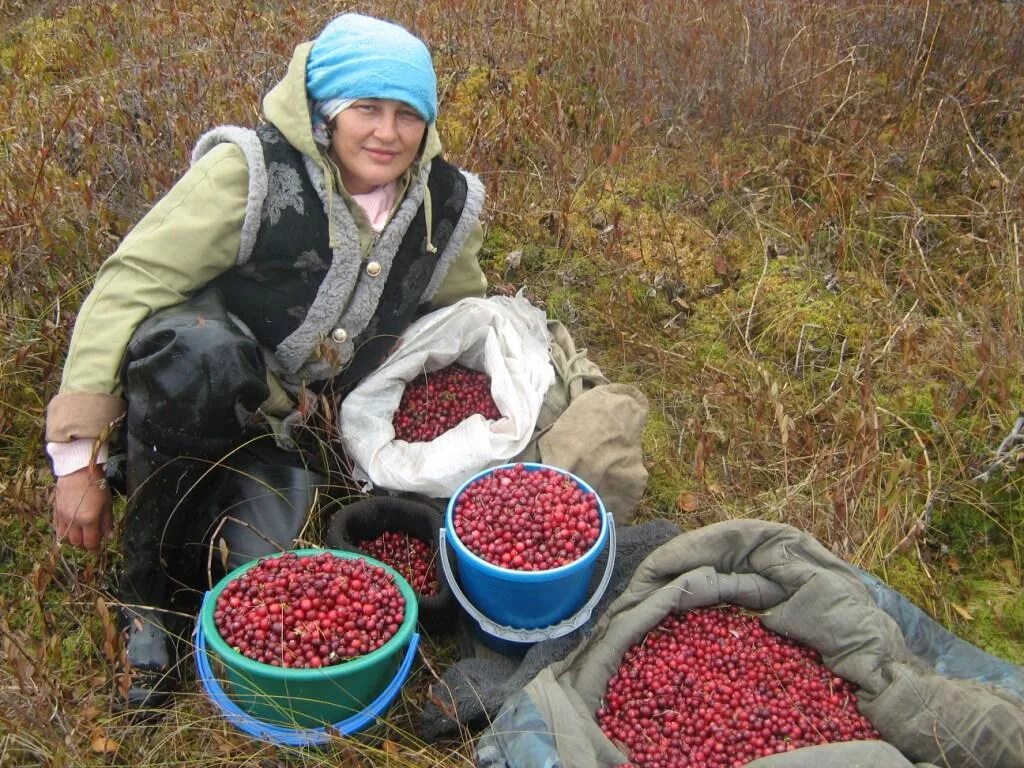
[[365, 148, 398, 161]]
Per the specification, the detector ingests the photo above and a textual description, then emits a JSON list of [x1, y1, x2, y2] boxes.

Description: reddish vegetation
[[392, 363, 501, 443], [361, 530, 440, 597], [453, 463, 602, 570], [598, 605, 880, 768], [213, 552, 405, 669]]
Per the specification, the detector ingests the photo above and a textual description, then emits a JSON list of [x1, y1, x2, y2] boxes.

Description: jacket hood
[[262, 41, 443, 181]]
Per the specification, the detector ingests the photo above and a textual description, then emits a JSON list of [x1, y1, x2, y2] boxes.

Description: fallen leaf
[[115, 671, 131, 701], [95, 597, 118, 663], [218, 536, 230, 569], [676, 492, 700, 513], [951, 603, 974, 621], [90, 729, 119, 755], [713, 253, 730, 278]]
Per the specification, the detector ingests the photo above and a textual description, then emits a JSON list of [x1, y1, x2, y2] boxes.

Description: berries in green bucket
[[213, 551, 405, 669], [452, 463, 602, 570]]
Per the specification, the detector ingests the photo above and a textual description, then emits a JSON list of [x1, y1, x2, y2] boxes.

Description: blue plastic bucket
[[195, 548, 418, 743], [443, 463, 613, 633]]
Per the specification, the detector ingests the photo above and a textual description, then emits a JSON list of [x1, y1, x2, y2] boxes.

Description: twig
[[776, 47, 859, 97], [204, 514, 292, 589], [872, 298, 919, 366], [915, 96, 946, 183], [28, 94, 82, 210], [814, 60, 860, 145], [743, 212, 771, 355], [955, 98, 1009, 184], [972, 415, 1024, 482]]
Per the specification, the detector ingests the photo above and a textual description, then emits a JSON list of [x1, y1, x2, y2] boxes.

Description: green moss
[[59, 623, 103, 676], [876, 384, 940, 432], [953, 576, 1024, 664], [543, 286, 580, 324], [874, 555, 1023, 665], [3, 10, 97, 83], [879, 556, 931, 608], [683, 303, 735, 362], [911, 484, 1024, 663], [932, 488, 1024, 569]]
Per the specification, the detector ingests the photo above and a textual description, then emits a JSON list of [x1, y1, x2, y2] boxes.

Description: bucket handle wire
[[194, 597, 420, 747], [439, 509, 616, 644]]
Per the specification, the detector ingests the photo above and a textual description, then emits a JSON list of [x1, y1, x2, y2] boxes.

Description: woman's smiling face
[[329, 99, 427, 194]]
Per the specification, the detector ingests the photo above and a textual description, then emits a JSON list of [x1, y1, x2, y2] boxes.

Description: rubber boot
[[115, 434, 219, 717], [209, 453, 326, 574], [114, 286, 271, 718]]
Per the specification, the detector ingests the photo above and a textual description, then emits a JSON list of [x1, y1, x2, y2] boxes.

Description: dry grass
[[2, 1, 1023, 765]]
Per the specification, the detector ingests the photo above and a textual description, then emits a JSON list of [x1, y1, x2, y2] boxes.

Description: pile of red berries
[[213, 552, 405, 669], [453, 463, 602, 571], [597, 605, 880, 768], [392, 363, 501, 443], [360, 531, 440, 597]]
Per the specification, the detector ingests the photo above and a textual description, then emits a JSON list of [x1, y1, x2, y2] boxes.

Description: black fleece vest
[[215, 124, 468, 389]]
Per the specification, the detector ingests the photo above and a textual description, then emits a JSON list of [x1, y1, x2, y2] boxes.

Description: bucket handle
[[439, 510, 616, 644], [194, 597, 420, 748]]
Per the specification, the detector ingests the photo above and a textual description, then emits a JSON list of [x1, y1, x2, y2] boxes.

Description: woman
[[45, 13, 486, 714]]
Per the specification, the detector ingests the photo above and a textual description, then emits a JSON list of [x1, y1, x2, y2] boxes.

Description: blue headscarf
[[306, 13, 437, 133]]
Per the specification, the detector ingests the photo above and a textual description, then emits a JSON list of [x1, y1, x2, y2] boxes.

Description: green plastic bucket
[[198, 548, 418, 729]]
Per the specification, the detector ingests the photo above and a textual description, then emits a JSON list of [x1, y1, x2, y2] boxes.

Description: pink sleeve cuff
[[46, 438, 109, 477]]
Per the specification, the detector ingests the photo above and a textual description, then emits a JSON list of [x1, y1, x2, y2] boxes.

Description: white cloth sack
[[340, 295, 555, 497]]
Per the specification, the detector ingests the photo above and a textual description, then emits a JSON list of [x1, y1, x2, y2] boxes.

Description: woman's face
[[329, 99, 427, 194]]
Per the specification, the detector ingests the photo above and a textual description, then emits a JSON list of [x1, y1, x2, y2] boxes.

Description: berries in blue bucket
[[445, 463, 610, 632], [452, 462, 602, 570]]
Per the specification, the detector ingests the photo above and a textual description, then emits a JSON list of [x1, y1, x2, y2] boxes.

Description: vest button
[[330, 327, 348, 343], [366, 260, 382, 277]]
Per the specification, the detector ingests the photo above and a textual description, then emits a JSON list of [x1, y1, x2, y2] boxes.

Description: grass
[[2, 0, 1023, 765]]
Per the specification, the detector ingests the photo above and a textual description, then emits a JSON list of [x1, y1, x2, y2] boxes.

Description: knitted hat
[[306, 13, 437, 124]]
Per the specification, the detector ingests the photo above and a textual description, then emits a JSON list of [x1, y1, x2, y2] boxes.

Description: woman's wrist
[[46, 438, 108, 477]]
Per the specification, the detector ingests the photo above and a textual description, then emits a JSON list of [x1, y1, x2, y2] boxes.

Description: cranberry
[[361, 530, 440, 597], [597, 606, 880, 768], [213, 552, 405, 669], [393, 363, 502, 443], [453, 463, 602, 571]]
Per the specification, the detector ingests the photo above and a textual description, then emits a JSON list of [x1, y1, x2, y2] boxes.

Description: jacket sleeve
[[45, 143, 251, 442], [428, 219, 487, 307]]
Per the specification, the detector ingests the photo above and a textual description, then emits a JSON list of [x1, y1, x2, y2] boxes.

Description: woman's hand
[[53, 465, 114, 553]]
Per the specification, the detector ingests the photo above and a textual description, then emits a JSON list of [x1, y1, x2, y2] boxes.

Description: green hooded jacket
[[46, 41, 487, 445]]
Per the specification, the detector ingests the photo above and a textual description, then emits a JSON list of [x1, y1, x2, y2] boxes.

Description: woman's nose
[[373, 110, 399, 141]]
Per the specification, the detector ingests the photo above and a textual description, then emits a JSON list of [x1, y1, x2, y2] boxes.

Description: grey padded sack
[[477, 519, 1024, 768]]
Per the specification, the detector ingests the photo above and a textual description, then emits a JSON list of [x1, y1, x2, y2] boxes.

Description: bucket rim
[[194, 610, 421, 746], [439, 510, 617, 643], [444, 462, 608, 578], [199, 548, 418, 680]]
